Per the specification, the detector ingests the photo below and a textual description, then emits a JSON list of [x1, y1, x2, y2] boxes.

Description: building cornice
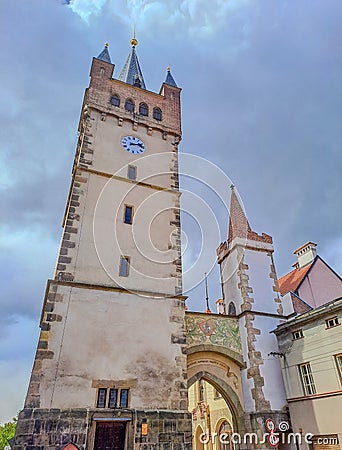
[[273, 296, 342, 334]]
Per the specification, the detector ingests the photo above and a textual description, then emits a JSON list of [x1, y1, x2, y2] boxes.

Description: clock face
[[121, 136, 145, 155]]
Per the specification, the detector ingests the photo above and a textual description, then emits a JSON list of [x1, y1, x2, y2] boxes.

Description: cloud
[[67, 0, 250, 35], [68, 0, 107, 21], [0, 227, 58, 332]]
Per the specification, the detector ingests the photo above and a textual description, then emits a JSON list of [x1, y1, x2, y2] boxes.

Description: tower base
[[13, 408, 192, 450]]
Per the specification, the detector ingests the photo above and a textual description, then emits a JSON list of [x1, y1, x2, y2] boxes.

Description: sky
[[0, 0, 342, 422]]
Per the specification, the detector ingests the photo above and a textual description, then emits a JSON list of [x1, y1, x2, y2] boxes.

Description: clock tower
[[14, 39, 192, 450]]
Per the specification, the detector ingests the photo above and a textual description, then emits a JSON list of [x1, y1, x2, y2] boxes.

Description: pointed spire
[[117, 35, 146, 89], [164, 66, 178, 87], [204, 272, 212, 314], [228, 185, 251, 244], [97, 42, 111, 63]]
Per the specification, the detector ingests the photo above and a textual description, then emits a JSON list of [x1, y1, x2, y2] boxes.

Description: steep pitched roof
[[278, 262, 313, 296], [97, 44, 111, 63], [164, 67, 178, 87], [228, 186, 272, 244], [117, 43, 146, 89]]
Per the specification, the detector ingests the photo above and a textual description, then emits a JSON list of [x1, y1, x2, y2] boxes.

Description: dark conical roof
[[118, 44, 146, 89], [165, 68, 178, 87], [97, 44, 111, 63]]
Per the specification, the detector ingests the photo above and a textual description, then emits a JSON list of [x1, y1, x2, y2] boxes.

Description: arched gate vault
[[185, 312, 246, 434]]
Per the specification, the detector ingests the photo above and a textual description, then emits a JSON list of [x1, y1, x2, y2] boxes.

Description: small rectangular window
[[108, 388, 118, 408], [292, 329, 304, 340], [119, 256, 130, 277], [128, 165, 137, 180], [326, 317, 340, 329], [120, 389, 129, 408], [299, 363, 316, 396], [97, 388, 107, 408], [124, 205, 133, 224]]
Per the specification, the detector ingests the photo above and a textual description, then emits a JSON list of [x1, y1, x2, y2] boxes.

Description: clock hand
[[131, 143, 144, 148]]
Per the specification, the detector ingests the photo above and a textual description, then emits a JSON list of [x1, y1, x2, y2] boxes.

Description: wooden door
[[94, 421, 126, 450]]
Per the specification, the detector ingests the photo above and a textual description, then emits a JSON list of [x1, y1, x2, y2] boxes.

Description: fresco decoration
[[186, 313, 242, 354]]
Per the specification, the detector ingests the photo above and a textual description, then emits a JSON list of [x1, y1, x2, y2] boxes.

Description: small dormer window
[[153, 107, 162, 121], [326, 317, 340, 329], [125, 99, 134, 112], [110, 94, 120, 107], [139, 102, 148, 116]]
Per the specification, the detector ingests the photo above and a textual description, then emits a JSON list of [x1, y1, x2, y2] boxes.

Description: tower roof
[[117, 38, 146, 89], [96, 43, 111, 63], [228, 185, 273, 245], [164, 67, 178, 87], [228, 185, 251, 243]]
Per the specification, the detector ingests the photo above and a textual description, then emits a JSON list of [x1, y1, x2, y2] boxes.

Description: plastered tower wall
[[14, 45, 192, 450], [217, 188, 288, 436]]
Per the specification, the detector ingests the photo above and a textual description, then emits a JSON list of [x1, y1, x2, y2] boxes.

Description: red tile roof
[[278, 263, 313, 296]]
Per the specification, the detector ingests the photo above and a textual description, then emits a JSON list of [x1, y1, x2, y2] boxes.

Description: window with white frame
[[326, 317, 340, 329], [292, 329, 304, 340], [335, 354, 342, 382], [299, 363, 316, 395]]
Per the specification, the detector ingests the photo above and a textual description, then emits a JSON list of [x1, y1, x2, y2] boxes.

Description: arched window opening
[[139, 102, 148, 116], [228, 302, 236, 316], [195, 426, 205, 450], [125, 99, 134, 112], [153, 107, 162, 121], [110, 94, 120, 107], [219, 420, 233, 450]]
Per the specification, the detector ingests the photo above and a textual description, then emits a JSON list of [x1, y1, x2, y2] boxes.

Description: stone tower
[[14, 40, 192, 450], [217, 186, 288, 436]]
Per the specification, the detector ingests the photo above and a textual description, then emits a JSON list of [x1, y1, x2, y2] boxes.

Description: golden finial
[[167, 65, 171, 72], [130, 25, 138, 47], [105, 42, 109, 48]]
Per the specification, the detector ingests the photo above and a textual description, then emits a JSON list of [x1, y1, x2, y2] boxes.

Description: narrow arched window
[[139, 102, 148, 116], [110, 94, 120, 107], [228, 302, 236, 316], [219, 421, 233, 450], [153, 107, 162, 121], [125, 99, 134, 112]]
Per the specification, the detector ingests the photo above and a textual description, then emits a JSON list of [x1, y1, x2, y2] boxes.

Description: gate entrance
[[94, 421, 126, 450], [189, 378, 236, 450]]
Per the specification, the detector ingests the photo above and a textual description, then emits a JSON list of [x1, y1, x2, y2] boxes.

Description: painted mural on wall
[[185, 313, 242, 355]]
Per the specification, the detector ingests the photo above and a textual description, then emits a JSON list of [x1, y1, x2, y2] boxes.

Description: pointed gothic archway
[[186, 311, 246, 445], [188, 371, 245, 435]]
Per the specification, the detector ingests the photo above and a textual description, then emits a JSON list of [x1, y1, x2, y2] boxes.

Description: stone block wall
[[13, 408, 192, 450]]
